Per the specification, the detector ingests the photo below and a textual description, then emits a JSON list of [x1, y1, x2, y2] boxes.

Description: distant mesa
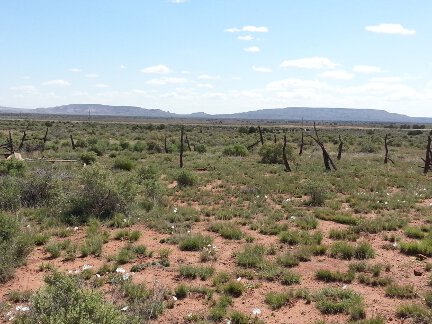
[[0, 104, 431, 123]]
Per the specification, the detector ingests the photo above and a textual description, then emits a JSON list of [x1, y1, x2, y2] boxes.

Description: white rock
[[252, 308, 261, 315]]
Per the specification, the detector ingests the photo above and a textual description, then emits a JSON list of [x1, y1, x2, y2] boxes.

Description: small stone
[[414, 268, 423, 276]]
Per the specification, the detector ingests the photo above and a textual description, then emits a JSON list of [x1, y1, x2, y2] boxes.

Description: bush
[[0, 159, 25, 176], [315, 287, 364, 320], [194, 144, 206, 153], [385, 284, 416, 299], [16, 272, 129, 323], [176, 170, 196, 187], [209, 222, 243, 240], [223, 281, 244, 297], [80, 151, 97, 164], [236, 244, 265, 268], [223, 144, 248, 157], [113, 157, 135, 171], [258, 143, 290, 164], [0, 213, 33, 283], [179, 234, 212, 251]]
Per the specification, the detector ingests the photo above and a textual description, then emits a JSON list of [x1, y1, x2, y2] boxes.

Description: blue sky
[[1, 0, 431, 116]]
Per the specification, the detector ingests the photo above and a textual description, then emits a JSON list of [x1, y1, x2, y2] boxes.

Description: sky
[[1, 0, 432, 116]]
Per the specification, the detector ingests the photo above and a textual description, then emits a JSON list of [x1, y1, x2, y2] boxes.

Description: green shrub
[[176, 170, 196, 187], [281, 270, 301, 285], [179, 265, 214, 280], [113, 157, 135, 171], [175, 284, 189, 299], [236, 244, 265, 268], [315, 287, 364, 320], [80, 151, 97, 164], [258, 143, 287, 164], [178, 234, 212, 251], [16, 272, 129, 323], [0, 159, 25, 176], [396, 304, 432, 322], [385, 284, 416, 299], [223, 144, 248, 157], [315, 269, 355, 283], [209, 222, 243, 240], [223, 281, 244, 297], [194, 144, 206, 153]]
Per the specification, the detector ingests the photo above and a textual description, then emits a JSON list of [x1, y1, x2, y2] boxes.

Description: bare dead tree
[[307, 122, 337, 171], [185, 135, 192, 152], [299, 131, 304, 155], [40, 127, 49, 154], [247, 140, 260, 151], [422, 135, 432, 174], [0, 131, 15, 155], [258, 126, 264, 145], [164, 136, 169, 153], [18, 131, 27, 152], [384, 134, 394, 164], [70, 134, 76, 150], [282, 135, 292, 172], [274, 134, 277, 143], [337, 134, 343, 160], [179, 126, 184, 168]]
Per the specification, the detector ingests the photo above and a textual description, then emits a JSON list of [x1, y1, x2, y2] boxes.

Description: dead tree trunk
[[8, 131, 14, 154], [41, 127, 49, 154], [258, 126, 264, 145], [423, 135, 432, 174], [299, 131, 304, 155], [308, 122, 337, 171], [384, 134, 394, 164], [282, 135, 291, 172], [18, 131, 27, 152], [337, 135, 343, 160], [164, 136, 169, 153], [179, 126, 184, 168], [247, 140, 260, 151], [274, 134, 277, 143], [70, 134, 76, 150], [185, 135, 192, 152]]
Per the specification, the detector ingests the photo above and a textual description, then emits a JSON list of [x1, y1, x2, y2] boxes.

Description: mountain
[[1, 104, 432, 123], [215, 107, 432, 123], [33, 104, 176, 118]]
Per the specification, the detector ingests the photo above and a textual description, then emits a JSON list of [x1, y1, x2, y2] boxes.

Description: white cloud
[[238, 35, 253, 41], [170, 0, 188, 3], [353, 65, 382, 74], [85, 73, 99, 78], [95, 83, 110, 88], [42, 80, 70, 87], [69, 68, 81, 73], [119, 65, 126, 69], [244, 46, 260, 53], [266, 78, 331, 92], [370, 77, 403, 83], [198, 74, 219, 80], [365, 23, 415, 35], [146, 77, 188, 85], [10, 85, 37, 93], [225, 25, 269, 33], [196, 83, 213, 89], [252, 66, 272, 73], [319, 70, 354, 80], [281, 57, 339, 69], [141, 64, 171, 74]]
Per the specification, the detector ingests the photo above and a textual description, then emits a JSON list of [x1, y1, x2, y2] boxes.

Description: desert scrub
[[304, 181, 330, 206], [176, 170, 196, 187], [329, 228, 359, 241], [315, 269, 355, 283], [258, 143, 287, 164], [385, 283, 416, 299], [223, 144, 248, 157], [113, 157, 135, 171], [223, 281, 245, 297], [329, 242, 375, 260], [209, 222, 243, 240], [236, 244, 266, 268], [178, 233, 213, 251], [277, 252, 300, 268], [400, 237, 432, 256], [179, 265, 215, 280], [80, 151, 97, 164], [0, 213, 33, 283], [396, 303, 432, 322], [279, 230, 323, 246], [15, 271, 130, 323], [315, 287, 365, 320]]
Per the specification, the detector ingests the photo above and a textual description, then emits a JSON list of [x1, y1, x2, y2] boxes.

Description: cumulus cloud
[[252, 66, 272, 73], [225, 25, 269, 33], [369, 77, 403, 83], [119, 65, 126, 69], [42, 80, 70, 87], [69, 68, 81, 73], [319, 70, 354, 80], [85, 73, 99, 78], [198, 74, 219, 80], [238, 35, 253, 41], [95, 83, 110, 88], [244, 46, 260, 53], [365, 23, 415, 35], [281, 57, 339, 69], [141, 64, 171, 74], [266, 78, 331, 92], [353, 65, 382, 74], [146, 77, 188, 85]]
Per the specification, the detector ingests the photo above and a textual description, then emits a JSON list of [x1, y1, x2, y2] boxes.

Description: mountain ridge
[[1, 104, 431, 123]]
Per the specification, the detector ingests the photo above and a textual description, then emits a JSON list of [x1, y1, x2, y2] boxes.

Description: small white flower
[[95, 273, 101, 278], [187, 230, 191, 233], [121, 306, 129, 311], [236, 277, 242, 282], [392, 242, 398, 247], [16, 306, 30, 312], [116, 267, 126, 273], [123, 218, 127, 222], [26, 224, 31, 228], [226, 320, 231, 324], [173, 208, 178, 213], [256, 195, 260, 198], [384, 202, 388, 205], [73, 226, 79, 231], [252, 308, 261, 315], [264, 195, 268, 199], [342, 284, 348, 290], [172, 296, 178, 301], [290, 216, 296, 220], [171, 225, 175, 229], [82, 264, 93, 270]]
